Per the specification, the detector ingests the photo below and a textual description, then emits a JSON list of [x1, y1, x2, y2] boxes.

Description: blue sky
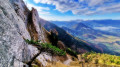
[[23, 0, 120, 21]]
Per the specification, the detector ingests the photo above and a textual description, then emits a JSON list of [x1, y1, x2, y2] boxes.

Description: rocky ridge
[[0, 0, 50, 66]]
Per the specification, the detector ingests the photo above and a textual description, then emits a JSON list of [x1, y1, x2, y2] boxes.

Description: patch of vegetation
[[41, 43, 66, 56], [82, 52, 120, 66], [66, 48, 77, 58], [32, 59, 42, 67], [25, 39, 40, 44], [25, 39, 66, 56], [32, 65, 39, 67]]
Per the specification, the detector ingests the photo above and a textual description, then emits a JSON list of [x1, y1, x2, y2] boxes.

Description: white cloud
[[38, 11, 51, 15], [32, 0, 120, 15], [87, 0, 109, 6], [26, 3, 51, 15], [79, 0, 84, 2], [95, 26, 120, 31], [33, 0, 40, 3], [27, 3, 50, 11], [97, 4, 120, 13]]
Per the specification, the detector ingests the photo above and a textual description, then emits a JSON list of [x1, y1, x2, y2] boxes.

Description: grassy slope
[[45, 52, 120, 67], [81, 52, 120, 66]]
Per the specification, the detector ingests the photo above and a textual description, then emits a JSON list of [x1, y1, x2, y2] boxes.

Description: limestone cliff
[[0, 0, 50, 67]]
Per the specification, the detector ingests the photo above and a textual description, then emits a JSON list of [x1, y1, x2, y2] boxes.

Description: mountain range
[[51, 20, 120, 55]]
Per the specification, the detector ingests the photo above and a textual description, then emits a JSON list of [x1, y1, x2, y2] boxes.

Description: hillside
[[52, 21, 120, 55], [39, 18, 102, 53], [69, 52, 120, 67]]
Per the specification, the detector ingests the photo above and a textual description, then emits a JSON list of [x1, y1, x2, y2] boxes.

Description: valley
[[51, 20, 120, 55]]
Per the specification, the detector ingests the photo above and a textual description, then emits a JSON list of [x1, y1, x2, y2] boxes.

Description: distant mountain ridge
[[39, 18, 102, 53], [51, 19, 120, 27], [51, 20, 120, 55]]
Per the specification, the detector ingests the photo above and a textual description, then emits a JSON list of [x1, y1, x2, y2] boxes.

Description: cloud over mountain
[[33, 0, 120, 15]]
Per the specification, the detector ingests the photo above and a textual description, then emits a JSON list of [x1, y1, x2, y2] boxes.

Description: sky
[[23, 0, 120, 21]]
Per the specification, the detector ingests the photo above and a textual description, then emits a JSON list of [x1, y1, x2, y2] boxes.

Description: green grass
[[25, 39, 66, 56], [25, 39, 40, 44], [41, 43, 66, 56], [82, 52, 120, 66], [66, 48, 77, 58]]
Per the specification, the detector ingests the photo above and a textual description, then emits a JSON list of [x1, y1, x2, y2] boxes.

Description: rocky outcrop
[[10, 0, 48, 43], [27, 8, 48, 43], [0, 0, 30, 66], [10, 0, 30, 24], [0, 0, 50, 67]]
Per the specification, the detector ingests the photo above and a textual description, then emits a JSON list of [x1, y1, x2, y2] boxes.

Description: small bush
[[66, 48, 77, 58], [25, 39, 66, 56], [25, 39, 40, 45], [41, 43, 66, 56]]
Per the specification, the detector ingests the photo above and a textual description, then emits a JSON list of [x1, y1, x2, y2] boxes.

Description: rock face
[[27, 8, 47, 42], [0, 0, 49, 67]]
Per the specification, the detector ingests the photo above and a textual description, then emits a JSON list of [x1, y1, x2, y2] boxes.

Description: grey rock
[[0, 0, 39, 67]]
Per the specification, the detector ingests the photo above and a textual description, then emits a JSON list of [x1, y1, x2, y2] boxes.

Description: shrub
[[25, 39, 40, 45], [41, 43, 66, 56], [25, 39, 66, 56], [66, 48, 77, 58]]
